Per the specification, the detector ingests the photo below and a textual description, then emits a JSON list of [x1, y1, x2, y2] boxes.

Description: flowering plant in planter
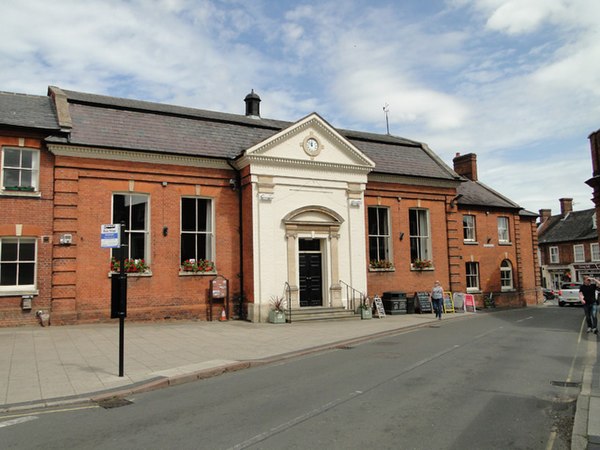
[[110, 257, 149, 273], [369, 259, 394, 270], [412, 259, 432, 269], [181, 258, 215, 273]]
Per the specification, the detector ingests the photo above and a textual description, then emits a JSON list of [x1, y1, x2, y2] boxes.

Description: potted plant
[[370, 259, 394, 270], [412, 259, 432, 270], [181, 258, 216, 273], [358, 299, 372, 319], [269, 296, 286, 324], [110, 257, 149, 273]]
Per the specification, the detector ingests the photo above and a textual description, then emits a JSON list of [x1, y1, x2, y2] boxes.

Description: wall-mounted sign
[[211, 277, 228, 299], [101, 224, 121, 248]]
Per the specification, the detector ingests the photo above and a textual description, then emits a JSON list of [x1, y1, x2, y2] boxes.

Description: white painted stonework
[[237, 114, 375, 322]]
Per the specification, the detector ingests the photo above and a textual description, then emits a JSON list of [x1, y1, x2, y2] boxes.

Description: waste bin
[[382, 291, 407, 314]]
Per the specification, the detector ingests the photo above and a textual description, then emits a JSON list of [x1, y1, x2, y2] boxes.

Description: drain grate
[[97, 397, 133, 409], [550, 381, 581, 388], [336, 345, 354, 350]]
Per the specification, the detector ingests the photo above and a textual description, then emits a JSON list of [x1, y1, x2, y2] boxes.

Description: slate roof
[[0, 91, 59, 131], [44, 88, 460, 182], [538, 208, 597, 244], [456, 179, 522, 211]]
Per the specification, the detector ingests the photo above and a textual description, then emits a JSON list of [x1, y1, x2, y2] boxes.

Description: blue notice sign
[[101, 224, 121, 248]]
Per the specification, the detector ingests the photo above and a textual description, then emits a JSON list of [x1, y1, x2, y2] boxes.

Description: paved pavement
[[0, 306, 597, 449]]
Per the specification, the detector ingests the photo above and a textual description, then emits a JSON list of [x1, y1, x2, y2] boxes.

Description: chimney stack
[[538, 209, 552, 224], [453, 152, 478, 181], [559, 198, 573, 216], [244, 89, 261, 118]]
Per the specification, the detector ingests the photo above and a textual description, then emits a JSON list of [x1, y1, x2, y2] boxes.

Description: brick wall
[[50, 154, 241, 324], [0, 135, 54, 326]]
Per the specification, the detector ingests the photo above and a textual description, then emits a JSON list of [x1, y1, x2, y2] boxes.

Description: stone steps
[[286, 306, 359, 322]]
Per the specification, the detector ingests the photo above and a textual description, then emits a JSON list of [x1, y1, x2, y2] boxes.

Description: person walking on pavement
[[431, 280, 444, 320], [579, 276, 600, 334]]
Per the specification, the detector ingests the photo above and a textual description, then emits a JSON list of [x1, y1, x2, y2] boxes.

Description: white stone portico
[[235, 113, 375, 322]]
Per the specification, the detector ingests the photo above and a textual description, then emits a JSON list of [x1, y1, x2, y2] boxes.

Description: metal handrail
[[339, 280, 366, 313], [283, 282, 292, 323]]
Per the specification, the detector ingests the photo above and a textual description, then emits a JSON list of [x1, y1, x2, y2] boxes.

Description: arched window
[[500, 259, 513, 290]]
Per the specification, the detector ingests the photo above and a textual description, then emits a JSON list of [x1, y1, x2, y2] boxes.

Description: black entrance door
[[299, 240, 323, 307]]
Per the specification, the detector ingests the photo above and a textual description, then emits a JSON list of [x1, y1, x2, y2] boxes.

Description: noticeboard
[[453, 292, 465, 312], [211, 277, 228, 299], [443, 291, 454, 313], [101, 224, 121, 249], [373, 295, 386, 318], [415, 292, 432, 313], [464, 294, 476, 312]]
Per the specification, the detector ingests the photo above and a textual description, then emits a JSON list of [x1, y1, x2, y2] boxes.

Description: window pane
[[368, 237, 378, 260], [368, 208, 378, 235], [182, 198, 196, 231], [4, 149, 20, 167], [19, 242, 35, 261], [3, 169, 20, 187], [197, 199, 210, 232], [21, 150, 32, 168], [130, 195, 147, 231], [129, 233, 145, 259], [409, 210, 418, 236], [18, 263, 35, 285], [0, 263, 17, 285], [378, 209, 388, 235], [1, 242, 17, 261], [20, 170, 32, 187], [196, 234, 209, 260], [181, 234, 196, 262], [113, 195, 127, 225]]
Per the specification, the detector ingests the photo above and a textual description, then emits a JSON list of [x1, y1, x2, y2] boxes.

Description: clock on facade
[[303, 136, 321, 156]]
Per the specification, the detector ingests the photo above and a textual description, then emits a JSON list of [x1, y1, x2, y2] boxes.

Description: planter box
[[269, 310, 286, 324], [360, 308, 372, 319]]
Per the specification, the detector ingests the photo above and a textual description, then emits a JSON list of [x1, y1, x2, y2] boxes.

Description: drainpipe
[[227, 159, 245, 320]]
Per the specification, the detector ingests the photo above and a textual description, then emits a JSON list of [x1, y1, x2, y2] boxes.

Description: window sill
[[411, 267, 434, 271], [0, 190, 41, 198], [498, 242, 512, 246], [0, 289, 39, 297], [369, 267, 395, 272], [179, 271, 217, 276], [463, 241, 478, 245], [108, 271, 152, 277]]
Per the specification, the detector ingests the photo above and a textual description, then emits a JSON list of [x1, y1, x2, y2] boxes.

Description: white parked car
[[558, 283, 584, 307]]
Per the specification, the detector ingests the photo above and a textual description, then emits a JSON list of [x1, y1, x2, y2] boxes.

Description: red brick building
[[0, 86, 542, 327]]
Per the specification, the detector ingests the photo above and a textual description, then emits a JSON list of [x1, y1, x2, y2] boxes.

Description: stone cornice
[[47, 144, 231, 170], [235, 154, 373, 175]]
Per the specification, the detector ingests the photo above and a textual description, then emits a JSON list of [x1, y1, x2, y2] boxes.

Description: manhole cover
[[551, 381, 581, 388], [97, 397, 133, 409]]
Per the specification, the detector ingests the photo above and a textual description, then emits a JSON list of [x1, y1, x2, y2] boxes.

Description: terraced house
[[0, 86, 542, 326]]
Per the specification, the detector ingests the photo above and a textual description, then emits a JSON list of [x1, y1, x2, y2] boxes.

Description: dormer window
[[593, 212, 597, 230]]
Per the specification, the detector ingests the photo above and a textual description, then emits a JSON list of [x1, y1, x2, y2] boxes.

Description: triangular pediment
[[240, 113, 375, 170]]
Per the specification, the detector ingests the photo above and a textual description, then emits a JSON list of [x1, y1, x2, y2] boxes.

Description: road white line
[[0, 416, 38, 428]]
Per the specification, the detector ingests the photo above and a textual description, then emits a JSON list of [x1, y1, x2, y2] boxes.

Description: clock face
[[304, 137, 320, 155]]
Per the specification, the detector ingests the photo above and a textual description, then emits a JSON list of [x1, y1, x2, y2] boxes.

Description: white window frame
[[500, 259, 513, 291], [180, 196, 215, 264], [463, 214, 476, 242], [368, 206, 391, 265], [497, 216, 510, 244], [409, 208, 432, 267], [591, 243, 600, 262], [0, 237, 37, 294], [549, 246, 559, 264], [466, 262, 480, 292], [573, 244, 585, 263], [1, 147, 40, 194], [112, 193, 150, 262]]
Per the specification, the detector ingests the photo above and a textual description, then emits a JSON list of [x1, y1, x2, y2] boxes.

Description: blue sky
[[2, 0, 599, 214]]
